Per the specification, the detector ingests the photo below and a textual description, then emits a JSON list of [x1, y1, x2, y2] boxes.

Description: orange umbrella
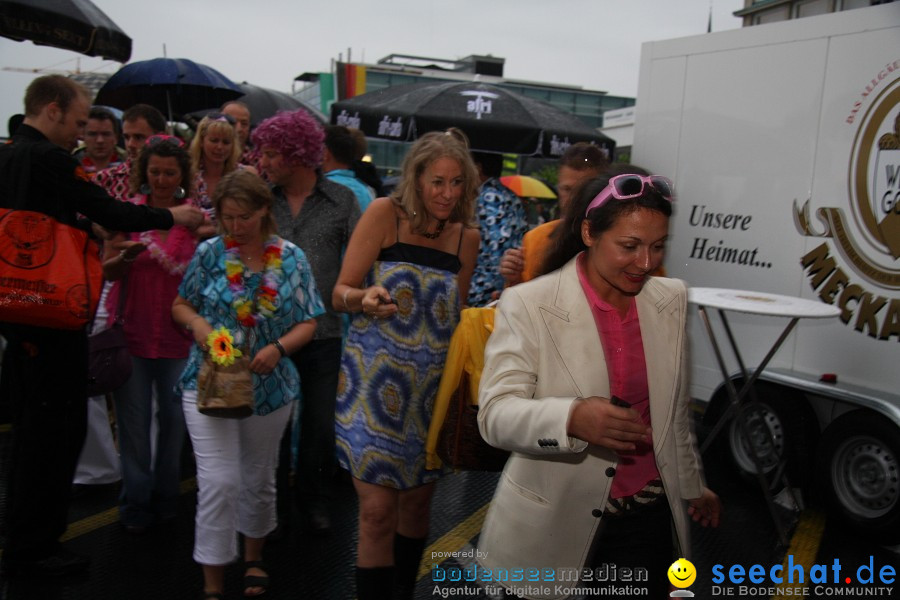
[[500, 175, 557, 199]]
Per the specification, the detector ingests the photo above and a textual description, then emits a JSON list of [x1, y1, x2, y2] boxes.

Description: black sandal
[[203, 593, 224, 600], [243, 560, 269, 597]]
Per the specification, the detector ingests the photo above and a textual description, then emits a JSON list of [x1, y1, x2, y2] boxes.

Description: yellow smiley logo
[[668, 558, 696, 588]]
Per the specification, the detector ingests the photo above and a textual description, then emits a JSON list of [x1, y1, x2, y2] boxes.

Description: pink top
[[576, 253, 661, 498], [106, 196, 197, 359]]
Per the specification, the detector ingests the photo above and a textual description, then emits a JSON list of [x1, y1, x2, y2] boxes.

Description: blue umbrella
[[94, 57, 242, 121]]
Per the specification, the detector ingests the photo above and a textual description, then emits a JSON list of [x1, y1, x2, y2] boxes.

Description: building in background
[[293, 54, 634, 175], [734, 0, 893, 26], [599, 106, 634, 163]]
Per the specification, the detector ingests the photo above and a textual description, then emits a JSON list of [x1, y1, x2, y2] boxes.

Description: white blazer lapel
[[538, 258, 610, 400], [637, 278, 683, 455]]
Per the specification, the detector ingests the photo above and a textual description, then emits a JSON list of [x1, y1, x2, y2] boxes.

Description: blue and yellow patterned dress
[[336, 242, 461, 489]]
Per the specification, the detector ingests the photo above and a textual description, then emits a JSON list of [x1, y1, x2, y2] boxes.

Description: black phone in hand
[[610, 395, 630, 408]]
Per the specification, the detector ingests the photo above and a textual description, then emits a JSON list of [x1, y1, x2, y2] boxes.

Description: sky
[[0, 0, 744, 131]]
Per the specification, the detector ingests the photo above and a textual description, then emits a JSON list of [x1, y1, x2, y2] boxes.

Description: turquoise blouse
[[176, 236, 325, 415]]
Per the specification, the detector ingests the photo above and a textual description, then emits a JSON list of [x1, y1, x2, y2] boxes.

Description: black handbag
[[86, 277, 132, 395]]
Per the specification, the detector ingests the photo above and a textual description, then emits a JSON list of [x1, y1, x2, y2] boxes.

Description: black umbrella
[[94, 57, 242, 121], [0, 0, 131, 62], [330, 81, 614, 158], [234, 82, 327, 126]]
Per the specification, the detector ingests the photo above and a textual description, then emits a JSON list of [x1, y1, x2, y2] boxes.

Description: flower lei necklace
[[138, 230, 191, 276], [224, 236, 283, 327], [134, 194, 193, 276]]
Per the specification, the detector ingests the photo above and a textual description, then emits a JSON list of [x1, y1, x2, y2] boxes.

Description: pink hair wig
[[251, 109, 324, 169]]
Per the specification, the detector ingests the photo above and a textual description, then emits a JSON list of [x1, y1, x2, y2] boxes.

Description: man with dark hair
[[467, 151, 528, 305], [92, 103, 166, 201], [254, 110, 360, 535], [0, 75, 202, 578], [500, 142, 609, 285], [73, 107, 125, 173], [323, 125, 374, 212]]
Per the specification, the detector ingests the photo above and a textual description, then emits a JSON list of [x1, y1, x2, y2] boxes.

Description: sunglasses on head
[[146, 134, 185, 148], [584, 174, 675, 217], [205, 112, 236, 125]]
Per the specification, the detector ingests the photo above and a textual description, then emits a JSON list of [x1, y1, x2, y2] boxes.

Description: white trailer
[[633, 3, 900, 543]]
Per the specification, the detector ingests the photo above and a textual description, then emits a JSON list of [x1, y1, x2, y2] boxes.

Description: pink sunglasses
[[585, 174, 675, 217]]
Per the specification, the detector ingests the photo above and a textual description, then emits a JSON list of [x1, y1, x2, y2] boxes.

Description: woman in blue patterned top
[[333, 130, 481, 600], [172, 170, 324, 600]]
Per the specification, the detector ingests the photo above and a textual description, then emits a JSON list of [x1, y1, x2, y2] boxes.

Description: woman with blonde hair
[[189, 113, 255, 218], [333, 129, 481, 600]]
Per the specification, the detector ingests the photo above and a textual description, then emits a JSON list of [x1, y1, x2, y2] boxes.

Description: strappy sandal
[[243, 560, 269, 597]]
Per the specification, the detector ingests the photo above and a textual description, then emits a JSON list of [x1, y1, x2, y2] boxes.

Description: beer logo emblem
[[850, 79, 900, 277], [795, 67, 899, 341]]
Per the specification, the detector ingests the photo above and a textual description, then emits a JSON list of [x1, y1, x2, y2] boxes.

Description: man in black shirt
[[0, 75, 202, 578]]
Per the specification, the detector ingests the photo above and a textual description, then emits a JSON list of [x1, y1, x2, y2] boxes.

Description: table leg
[[696, 306, 803, 545], [719, 312, 804, 511]]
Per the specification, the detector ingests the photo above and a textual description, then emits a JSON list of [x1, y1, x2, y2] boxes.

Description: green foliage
[[527, 165, 558, 187]]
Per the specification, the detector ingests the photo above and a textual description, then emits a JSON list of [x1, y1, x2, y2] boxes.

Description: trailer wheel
[[817, 412, 900, 545], [727, 401, 785, 476], [701, 381, 817, 492]]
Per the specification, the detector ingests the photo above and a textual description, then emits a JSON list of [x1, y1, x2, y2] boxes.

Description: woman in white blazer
[[477, 168, 721, 600]]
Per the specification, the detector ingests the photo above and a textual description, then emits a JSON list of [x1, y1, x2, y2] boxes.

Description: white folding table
[[688, 287, 841, 544]]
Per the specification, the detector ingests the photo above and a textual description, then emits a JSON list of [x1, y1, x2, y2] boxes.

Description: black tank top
[[376, 216, 464, 274]]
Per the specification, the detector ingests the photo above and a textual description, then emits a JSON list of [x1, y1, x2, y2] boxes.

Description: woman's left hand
[[688, 487, 722, 528], [250, 344, 281, 375]]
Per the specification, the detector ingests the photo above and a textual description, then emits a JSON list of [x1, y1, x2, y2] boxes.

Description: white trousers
[[75, 282, 121, 485], [182, 390, 291, 565], [73, 395, 121, 485]]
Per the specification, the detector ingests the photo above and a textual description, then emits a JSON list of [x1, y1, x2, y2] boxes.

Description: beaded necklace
[[422, 219, 447, 239], [224, 236, 283, 327]]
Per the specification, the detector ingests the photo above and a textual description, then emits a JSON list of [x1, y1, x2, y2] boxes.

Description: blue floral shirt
[[467, 177, 529, 306], [176, 236, 325, 415]]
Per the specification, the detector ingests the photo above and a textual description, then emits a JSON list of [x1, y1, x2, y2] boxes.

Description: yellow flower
[[207, 326, 243, 366]]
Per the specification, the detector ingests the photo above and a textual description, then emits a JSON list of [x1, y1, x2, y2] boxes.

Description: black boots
[[394, 534, 426, 600], [355, 566, 395, 600], [355, 534, 426, 600]]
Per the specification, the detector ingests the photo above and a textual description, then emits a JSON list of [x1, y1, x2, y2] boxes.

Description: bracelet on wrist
[[272, 339, 287, 357], [342, 288, 353, 312], [119, 249, 136, 263]]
